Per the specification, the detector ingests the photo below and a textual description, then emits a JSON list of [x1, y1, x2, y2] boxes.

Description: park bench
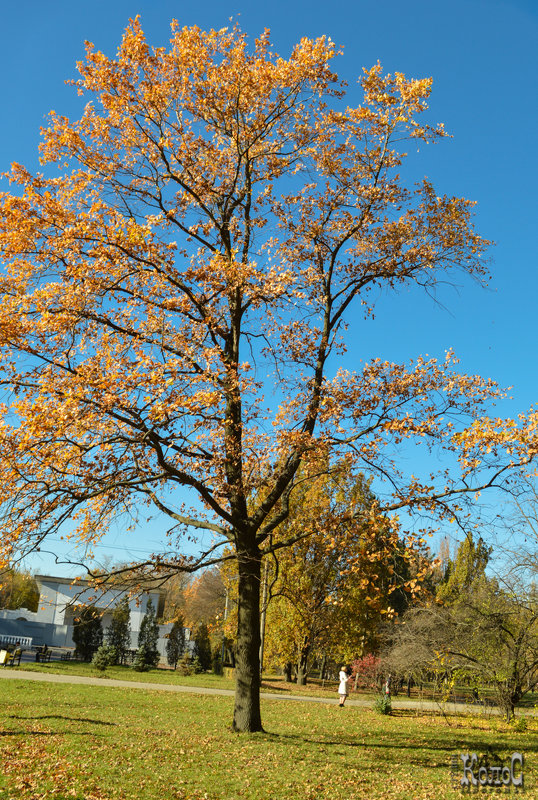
[[60, 651, 72, 660], [0, 648, 22, 667], [39, 651, 52, 662], [35, 646, 52, 663]]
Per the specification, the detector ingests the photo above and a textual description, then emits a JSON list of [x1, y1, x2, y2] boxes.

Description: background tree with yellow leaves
[[0, 19, 535, 731], [0, 568, 39, 612], [261, 466, 431, 683]]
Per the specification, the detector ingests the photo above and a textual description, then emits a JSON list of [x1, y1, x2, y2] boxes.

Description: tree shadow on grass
[[0, 725, 106, 737], [9, 714, 116, 726], [1, 729, 57, 736], [260, 729, 524, 758], [260, 683, 288, 692], [258, 729, 535, 778], [0, 729, 86, 737]]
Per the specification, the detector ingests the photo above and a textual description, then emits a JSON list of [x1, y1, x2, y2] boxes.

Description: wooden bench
[[36, 649, 52, 663], [2, 649, 22, 667]]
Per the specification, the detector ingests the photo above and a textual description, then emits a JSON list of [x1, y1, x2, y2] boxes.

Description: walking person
[[338, 665, 350, 706]]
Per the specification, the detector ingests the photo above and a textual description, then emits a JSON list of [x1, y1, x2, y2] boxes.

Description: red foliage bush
[[351, 654, 381, 689]]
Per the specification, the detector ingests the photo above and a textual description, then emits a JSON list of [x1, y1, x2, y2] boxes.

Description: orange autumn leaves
[[0, 17, 534, 577]]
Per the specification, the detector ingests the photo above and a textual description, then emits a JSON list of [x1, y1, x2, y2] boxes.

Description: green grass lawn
[[18, 659, 239, 689], [18, 660, 538, 708], [1, 676, 536, 800], [17, 660, 345, 698]]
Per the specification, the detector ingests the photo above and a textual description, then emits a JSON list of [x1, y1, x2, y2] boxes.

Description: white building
[[0, 574, 175, 659]]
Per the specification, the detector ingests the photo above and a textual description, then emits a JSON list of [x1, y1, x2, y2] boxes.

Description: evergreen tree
[[212, 644, 223, 676], [192, 623, 212, 672], [92, 644, 117, 672], [136, 597, 160, 669], [72, 605, 103, 661], [133, 643, 152, 672], [166, 616, 186, 670], [106, 597, 131, 664]]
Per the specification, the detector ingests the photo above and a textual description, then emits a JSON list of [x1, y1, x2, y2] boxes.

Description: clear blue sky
[[1, 0, 536, 575]]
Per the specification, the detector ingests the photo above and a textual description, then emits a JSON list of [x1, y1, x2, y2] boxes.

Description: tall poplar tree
[[0, 19, 535, 730]]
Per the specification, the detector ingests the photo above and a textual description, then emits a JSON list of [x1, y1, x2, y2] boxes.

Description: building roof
[[34, 574, 166, 597]]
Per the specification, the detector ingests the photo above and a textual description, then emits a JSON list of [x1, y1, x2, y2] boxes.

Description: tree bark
[[320, 653, 327, 681], [232, 545, 263, 732], [296, 666, 308, 685], [296, 642, 310, 685]]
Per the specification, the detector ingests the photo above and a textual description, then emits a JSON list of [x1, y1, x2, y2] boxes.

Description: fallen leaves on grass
[[2, 738, 109, 800]]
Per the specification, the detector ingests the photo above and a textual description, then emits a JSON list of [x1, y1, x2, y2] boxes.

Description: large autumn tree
[[0, 19, 535, 731]]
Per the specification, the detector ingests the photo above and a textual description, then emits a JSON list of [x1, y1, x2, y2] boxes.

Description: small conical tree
[[193, 623, 212, 672], [166, 616, 186, 670], [106, 597, 131, 664], [133, 643, 152, 672], [92, 644, 117, 673], [72, 605, 103, 661], [136, 597, 160, 669]]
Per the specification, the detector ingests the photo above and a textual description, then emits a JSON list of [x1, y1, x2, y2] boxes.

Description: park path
[[0, 668, 509, 715]]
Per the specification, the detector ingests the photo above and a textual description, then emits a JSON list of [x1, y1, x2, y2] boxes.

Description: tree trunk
[[283, 662, 292, 682], [296, 641, 310, 686], [320, 653, 327, 681], [233, 546, 263, 732]]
